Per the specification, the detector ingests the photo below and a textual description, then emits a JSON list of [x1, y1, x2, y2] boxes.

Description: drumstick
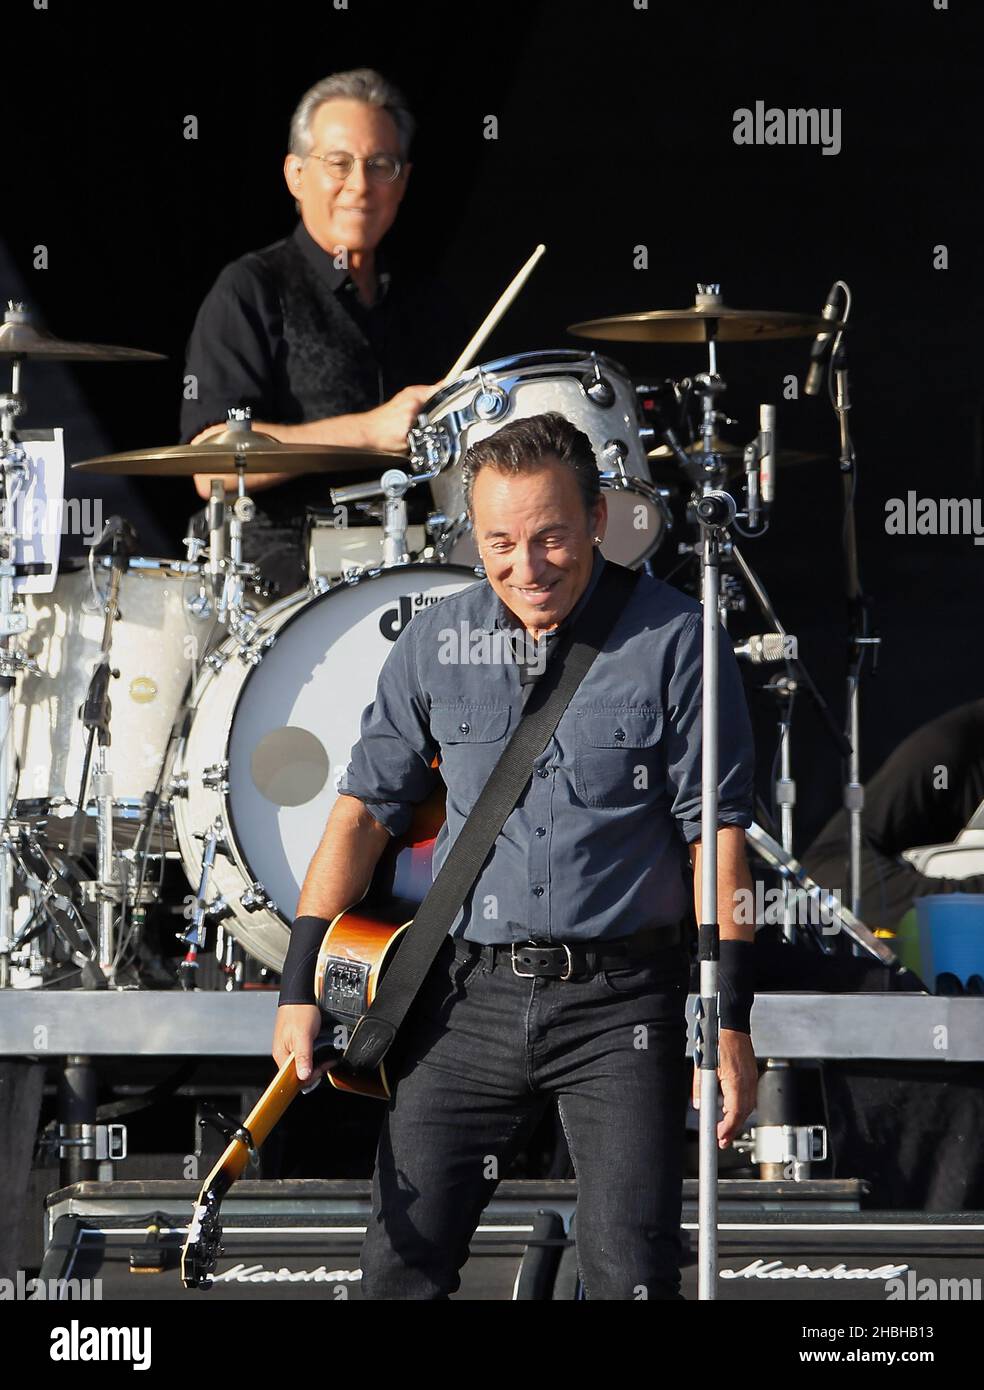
[[442, 243, 546, 383]]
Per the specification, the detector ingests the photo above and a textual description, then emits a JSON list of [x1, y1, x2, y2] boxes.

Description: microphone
[[734, 633, 790, 664], [744, 441, 760, 529], [208, 480, 226, 582], [759, 404, 776, 507], [804, 284, 843, 397]]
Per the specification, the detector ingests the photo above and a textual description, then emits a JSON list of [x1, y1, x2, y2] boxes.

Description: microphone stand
[[67, 520, 137, 982], [832, 332, 880, 926], [694, 483, 734, 1301]]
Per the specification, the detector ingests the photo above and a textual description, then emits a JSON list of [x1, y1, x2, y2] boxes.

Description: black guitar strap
[[342, 559, 642, 1073]]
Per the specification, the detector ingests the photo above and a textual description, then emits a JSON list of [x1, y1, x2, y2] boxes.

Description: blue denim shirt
[[338, 548, 755, 943]]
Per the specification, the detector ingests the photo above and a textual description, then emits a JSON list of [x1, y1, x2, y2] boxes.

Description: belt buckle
[[510, 941, 574, 981]]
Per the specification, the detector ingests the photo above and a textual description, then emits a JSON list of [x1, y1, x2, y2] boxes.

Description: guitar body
[[315, 780, 447, 1099]]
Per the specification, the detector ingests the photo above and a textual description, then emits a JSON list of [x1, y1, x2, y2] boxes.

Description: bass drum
[[172, 563, 476, 971]]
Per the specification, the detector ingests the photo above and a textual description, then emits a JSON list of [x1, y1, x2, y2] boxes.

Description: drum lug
[[169, 773, 189, 797], [581, 361, 615, 409], [235, 631, 276, 666], [599, 438, 629, 472], [202, 761, 230, 794], [240, 882, 277, 915], [205, 648, 228, 673], [408, 422, 451, 471]]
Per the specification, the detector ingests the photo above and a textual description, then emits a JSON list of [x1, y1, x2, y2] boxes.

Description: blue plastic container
[[915, 894, 984, 987]]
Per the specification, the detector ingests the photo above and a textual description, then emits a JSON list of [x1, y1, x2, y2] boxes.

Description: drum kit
[[0, 277, 890, 993]]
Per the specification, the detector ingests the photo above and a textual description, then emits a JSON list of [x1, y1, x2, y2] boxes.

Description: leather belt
[[459, 921, 683, 981]]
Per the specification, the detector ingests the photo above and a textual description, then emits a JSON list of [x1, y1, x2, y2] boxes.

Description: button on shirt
[[337, 549, 756, 943]]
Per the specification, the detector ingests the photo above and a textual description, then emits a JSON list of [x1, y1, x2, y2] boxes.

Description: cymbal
[[72, 428, 409, 477], [570, 290, 842, 344], [0, 305, 165, 362], [648, 437, 826, 472]]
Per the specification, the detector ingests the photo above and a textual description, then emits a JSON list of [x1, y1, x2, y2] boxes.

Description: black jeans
[[359, 933, 691, 1300]]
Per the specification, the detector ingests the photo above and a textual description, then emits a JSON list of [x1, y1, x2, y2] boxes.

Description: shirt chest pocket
[[574, 707, 664, 808], [430, 705, 512, 806]]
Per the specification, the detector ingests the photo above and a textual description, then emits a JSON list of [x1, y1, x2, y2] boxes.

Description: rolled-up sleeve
[[337, 617, 438, 837], [663, 614, 756, 844]]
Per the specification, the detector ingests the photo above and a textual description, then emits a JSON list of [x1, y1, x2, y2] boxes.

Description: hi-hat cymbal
[[570, 289, 842, 344], [73, 428, 409, 477], [0, 304, 165, 362], [648, 437, 826, 473]]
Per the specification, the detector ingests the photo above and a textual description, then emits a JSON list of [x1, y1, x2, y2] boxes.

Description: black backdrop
[[5, 0, 982, 848]]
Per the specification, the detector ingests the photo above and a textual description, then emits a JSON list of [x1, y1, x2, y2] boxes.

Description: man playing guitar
[[274, 411, 758, 1300]]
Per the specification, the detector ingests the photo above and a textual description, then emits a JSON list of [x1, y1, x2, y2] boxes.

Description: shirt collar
[[291, 220, 390, 301], [483, 546, 608, 639]]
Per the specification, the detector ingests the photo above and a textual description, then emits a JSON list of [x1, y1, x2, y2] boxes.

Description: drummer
[[180, 67, 465, 594]]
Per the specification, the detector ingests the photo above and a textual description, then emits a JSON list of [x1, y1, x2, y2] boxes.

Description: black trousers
[[359, 935, 691, 1300]]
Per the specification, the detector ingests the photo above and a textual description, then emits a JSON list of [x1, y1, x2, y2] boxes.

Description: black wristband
[[718, 938, 756, 1034], [278, 915, 331, 1007]]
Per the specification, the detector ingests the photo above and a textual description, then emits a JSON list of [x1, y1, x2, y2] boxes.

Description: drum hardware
[[411, 349, 667, 570], [744, 822, 895, 965], [330, 467, 417, 568], [215, 923, 247, 990], [0, 827, 98, 984], [55, 517, 144, 980], [305, 513, 429, 585], [178, 818, 233, 982], [77, 876, 159, 906]]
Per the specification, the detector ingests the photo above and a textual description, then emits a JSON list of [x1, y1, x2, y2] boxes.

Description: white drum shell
[[14, 558, 211, 810]]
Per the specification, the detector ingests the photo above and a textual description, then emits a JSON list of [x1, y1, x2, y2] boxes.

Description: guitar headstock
[[181, 1188, 223, 1290]]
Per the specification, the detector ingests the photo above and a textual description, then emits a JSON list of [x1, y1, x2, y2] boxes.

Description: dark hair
[[461, 412, 601, 520]]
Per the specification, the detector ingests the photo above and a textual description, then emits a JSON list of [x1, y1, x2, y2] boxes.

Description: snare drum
[[409, 350, 669, 568]]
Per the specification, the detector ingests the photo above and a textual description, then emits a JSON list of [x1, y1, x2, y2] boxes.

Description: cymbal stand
[[67, 521, 159, 982], [183, 409, 271, 662], [728, 545, 852, 940]]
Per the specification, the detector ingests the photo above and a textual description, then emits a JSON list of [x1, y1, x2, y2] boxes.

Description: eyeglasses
[[304, 150, 403, 184]]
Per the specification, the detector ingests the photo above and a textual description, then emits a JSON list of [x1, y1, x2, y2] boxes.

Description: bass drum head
[[213, 564, 476, 969]]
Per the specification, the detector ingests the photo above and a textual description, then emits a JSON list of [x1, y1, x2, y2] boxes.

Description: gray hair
[[288, 68, 416, 158]]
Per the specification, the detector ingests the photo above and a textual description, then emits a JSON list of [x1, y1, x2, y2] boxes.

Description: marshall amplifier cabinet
[[38, 1179, 984, 1301]]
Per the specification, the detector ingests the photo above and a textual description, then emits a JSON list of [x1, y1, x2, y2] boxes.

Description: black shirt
[[180, 221, 467, 530], [802, 699, 984, 930]]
